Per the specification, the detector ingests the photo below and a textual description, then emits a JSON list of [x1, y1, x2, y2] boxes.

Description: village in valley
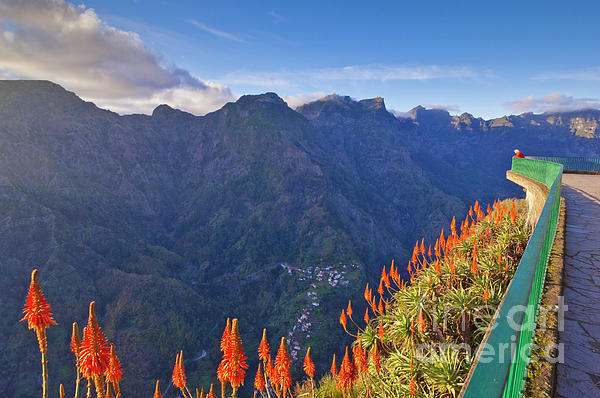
[[279, 262, 359, 362]]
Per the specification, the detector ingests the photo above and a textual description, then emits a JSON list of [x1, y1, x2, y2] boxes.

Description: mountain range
[[1, 81, 598, 397]]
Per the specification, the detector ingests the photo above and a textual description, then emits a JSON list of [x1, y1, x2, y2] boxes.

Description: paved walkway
[[557, 173, 600, 397]]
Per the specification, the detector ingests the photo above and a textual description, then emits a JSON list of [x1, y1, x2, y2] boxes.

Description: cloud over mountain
[[506, 92, 600, 113], [0, 0, 235, 115]]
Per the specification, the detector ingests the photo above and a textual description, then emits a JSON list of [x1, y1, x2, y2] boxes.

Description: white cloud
[[506, 92, 600, 113], [422, 103, 461, 113], [389, 109, 412, 118], [222, 64, 479, 88], [186, 19, 245, 42], [283, 92, 328, 108], [534, 67, 600, 81], [0, 0, 236, 115]]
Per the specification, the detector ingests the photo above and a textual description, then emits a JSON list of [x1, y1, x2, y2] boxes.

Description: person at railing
[[513, 149, 525, 158]]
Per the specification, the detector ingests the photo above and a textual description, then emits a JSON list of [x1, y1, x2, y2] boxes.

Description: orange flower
[[370, 298, 377, 314], [420, 238, 426, 255], [337, 347, 354, 393], [71, 322, 81, 359], [220, 318, 231, 352], [364, 284, 371, 303], [364, 308, 370, 324], [223, 319, 248, 390], [417, 309, 425, 333], [484, 286, 489, 303], [79, 302, 110, 378], [217, 319, 231, 383], [448, 258, 455, 275], [258, 328, 270, 363], [153, 380, 162, 398], [330, 354, 338, 376], [207, 384, 216, 398], [352, 342, 368, 374], [254, 364, 265, 391], [409, 377, 417, 396], [471, 257, 478, 275], [378, 319, 384, 339], [21, 269, 56, 331], [265, 355, 274, 379], [303, 347, 315, 379], [377, 279, 384, 296], [346, 300, 353, 318], [381, 267, 390, 289], [21, 269, 56, 353], [378, 298, 384, 315], [274, 337, 292, 393], [171, 351, 186, 391], [371, 344, 380, 373], [340, 309, 347, 330], [105, 343, 122, 390]]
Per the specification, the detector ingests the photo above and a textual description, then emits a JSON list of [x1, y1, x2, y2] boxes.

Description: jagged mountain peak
[[234, 92, 287, 108]]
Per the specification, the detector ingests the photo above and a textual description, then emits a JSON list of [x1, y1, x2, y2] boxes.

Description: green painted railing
[[527, 156, 600, 173], [461, 157, 563, 398]]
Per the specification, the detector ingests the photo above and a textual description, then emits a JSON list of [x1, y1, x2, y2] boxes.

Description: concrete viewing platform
[[557, 173, 600, 397]]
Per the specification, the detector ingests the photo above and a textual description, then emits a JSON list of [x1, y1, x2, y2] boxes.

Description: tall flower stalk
[[71, 322, 82, 398], [221, 319, 248, 398], [79, 302, 110, 398], [274, 337, 291, 398], [21, 269, 56, 398], [303, 347, 315, 398]]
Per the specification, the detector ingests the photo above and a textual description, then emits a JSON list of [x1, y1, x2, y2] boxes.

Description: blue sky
[[1, 0, 600, 118]]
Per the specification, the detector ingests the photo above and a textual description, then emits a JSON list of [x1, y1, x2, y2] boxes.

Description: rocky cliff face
[[406, 103, 600, 140], [0, 81, 598, 397]]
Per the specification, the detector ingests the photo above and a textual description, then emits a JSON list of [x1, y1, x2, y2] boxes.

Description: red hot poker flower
[[303, 347, 315, 379], [266, 356, 275, 381], [71, 322, 81, 359], [217, 319, 231, 383], [258, 328, 270, 363], [484, 286, 489, 303], [364, 308, 370, 324], [275, 337, 292, 393], [220, 318, 231, 352], [21, 269, 56, 331], [337, 347, 354, 394], [153, 380, 162, 398], [340, 309, 347, 331], [371, 344, 381, 373], [171, 351, 186, 391], [79, 302, 110, 378], [21, 269, 56, 353], [353, 342, 368, 374], [409, 377, 417, 396], [105, 343, 122, 388], [471, 257, 479, 275], [207, 384, 216, 398], [330, 354, 338, 376], [223, 319, 248, 390], [346, 300, 353, 318], [254, 364, 265, 392], [417, 309, 425, 333]]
